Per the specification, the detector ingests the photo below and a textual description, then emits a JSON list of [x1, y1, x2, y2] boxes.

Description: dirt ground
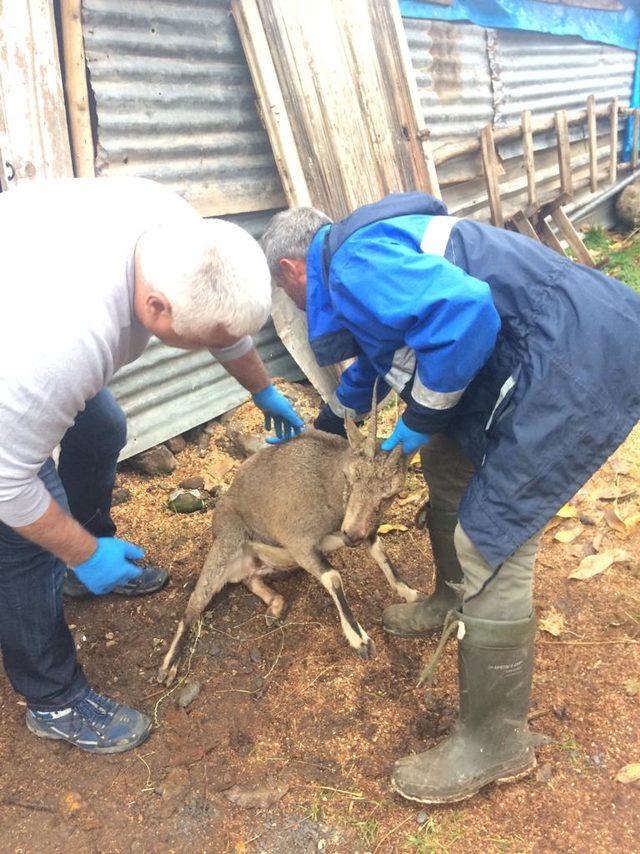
[[1, 378, 638, 854]]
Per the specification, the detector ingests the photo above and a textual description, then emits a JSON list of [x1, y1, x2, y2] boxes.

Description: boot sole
[[391, 757, 537, 804], [383, 623, 444, 638], [26, 714, 153, 754]]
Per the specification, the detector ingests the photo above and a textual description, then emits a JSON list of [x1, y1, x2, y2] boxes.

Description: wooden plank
[[0, 0, 72, 184], [536, 217, 567, 257], [521, 110, 537, 207], [511, 210, 540, 241], [60, 0, 95, 177], [386, 0, 441, 197], [633, 108, 640, 172], [433, 103, 612, 166], [550, 206, 595, 267], [554, 109, 573, 199], [610, 96, 619, 184], [587, 94, 598, 193], [480, 124, 504, 227]]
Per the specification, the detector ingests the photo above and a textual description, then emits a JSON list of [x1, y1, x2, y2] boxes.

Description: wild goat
[[158, 392, 420, 685]]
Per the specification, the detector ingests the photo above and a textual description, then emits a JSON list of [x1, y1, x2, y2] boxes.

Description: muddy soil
[[1, 381, 638, 853]]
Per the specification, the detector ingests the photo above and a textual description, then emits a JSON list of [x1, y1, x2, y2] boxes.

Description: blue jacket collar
[[306, 225, 358, 367]]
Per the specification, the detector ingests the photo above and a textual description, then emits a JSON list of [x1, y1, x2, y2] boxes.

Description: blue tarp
[[400, 0, 640, 162]]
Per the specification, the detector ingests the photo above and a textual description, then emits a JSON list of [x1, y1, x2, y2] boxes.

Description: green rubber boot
[[392, 611, 538, 804], [383, 505, 463, 637]]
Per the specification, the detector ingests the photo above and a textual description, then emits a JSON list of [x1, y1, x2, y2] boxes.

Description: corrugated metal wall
[[403, 17, 635, 219], [82, 0, 285, 217]]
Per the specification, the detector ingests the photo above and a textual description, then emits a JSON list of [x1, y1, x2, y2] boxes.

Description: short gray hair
[[261, 207, 331, 279], [137, 219, 272, 337]]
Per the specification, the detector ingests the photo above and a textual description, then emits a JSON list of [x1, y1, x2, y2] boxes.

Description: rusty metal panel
[[403, 15, 635, 219], [81, 0, 285, 216], [403, 18, 493, 150]]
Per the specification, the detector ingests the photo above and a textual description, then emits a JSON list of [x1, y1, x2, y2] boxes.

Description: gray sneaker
[[26, 688, 152, 754], [63, 565, 169, 599]]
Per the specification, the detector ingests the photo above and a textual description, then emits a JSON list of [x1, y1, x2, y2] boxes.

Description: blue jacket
[[306, 193, 640, 567]]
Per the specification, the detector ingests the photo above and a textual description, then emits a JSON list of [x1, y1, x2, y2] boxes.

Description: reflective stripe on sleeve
[[384, 345, 416, 392], [419, 216, 458, 257], [411, 373, 466, 411]]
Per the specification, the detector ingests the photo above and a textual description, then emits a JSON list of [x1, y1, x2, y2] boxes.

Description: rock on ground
[[130, 445, 177, 476], [616, 180, 640, 227]]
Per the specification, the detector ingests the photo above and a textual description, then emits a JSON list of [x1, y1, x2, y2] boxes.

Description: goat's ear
[[383, 444, 405, 468], [344, 416, 364, 450]]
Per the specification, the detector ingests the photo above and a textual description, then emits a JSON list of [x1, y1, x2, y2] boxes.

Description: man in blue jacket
[[261, 193, 640, 803]]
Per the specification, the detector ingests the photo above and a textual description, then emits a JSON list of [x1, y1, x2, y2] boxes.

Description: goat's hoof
[[265, 613, 283, 628], [157, 662, 178, 686], [404, 589, 427, 603], [356, 637, 376, 661]]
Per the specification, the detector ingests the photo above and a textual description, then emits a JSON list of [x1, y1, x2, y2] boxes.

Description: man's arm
[[14, 497, 96, 566], [212, 337, 304, 441]]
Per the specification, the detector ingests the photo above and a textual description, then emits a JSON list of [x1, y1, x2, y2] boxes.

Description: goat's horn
[[367, 377, 380, 454]]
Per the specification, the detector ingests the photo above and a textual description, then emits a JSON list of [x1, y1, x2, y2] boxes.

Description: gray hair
[[261, 207, 332, 279], [137, 219, 272, 338]]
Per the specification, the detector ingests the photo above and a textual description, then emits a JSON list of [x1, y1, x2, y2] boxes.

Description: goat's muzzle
[[341, 529, 365, 548]]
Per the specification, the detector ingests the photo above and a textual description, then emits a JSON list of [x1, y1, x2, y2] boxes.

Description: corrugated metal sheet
[[493, 30, 634, 130], [403, 16, 636, 218], [106, 207, 302, 459], [82, 0, 285, 216], [403, 18, 493, 147]]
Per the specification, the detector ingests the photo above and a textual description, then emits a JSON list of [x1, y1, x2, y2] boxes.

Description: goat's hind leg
[[367, 533, 424, 603], [243, 575, 287, 626], [158, 527, 247, 685]]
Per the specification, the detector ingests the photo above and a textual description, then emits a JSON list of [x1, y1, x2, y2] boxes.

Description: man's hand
[[381, 416, 430, 455], [72, 538, 144, 595], [252, 384, 305, 442]]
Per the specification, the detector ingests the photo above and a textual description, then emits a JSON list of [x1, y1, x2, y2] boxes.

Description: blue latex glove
[[72, 538, 144, 595], [380, 416, 431, 455], [252, 384, 305, 443]]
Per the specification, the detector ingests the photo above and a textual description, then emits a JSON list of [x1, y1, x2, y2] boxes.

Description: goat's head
[[340, 384, 409, 547]]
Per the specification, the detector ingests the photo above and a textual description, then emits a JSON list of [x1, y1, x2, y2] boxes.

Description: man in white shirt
[[0, 177, 303, 754]]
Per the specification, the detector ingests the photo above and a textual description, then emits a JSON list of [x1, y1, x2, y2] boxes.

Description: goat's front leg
[[293, 547, 375, 660], [367, 534, 424, 603]]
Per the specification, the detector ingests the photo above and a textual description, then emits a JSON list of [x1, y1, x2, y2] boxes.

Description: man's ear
[[145, 291, 172, 321], [344, 416, 365, 450], [279, 258, 298, 285]]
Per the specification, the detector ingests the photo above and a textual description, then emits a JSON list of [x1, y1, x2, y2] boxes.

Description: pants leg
[[454, 523, 541, 621], [420, 434, 475, 514], [58, 389, 127, 538], [421, 434, 540, 621], [0, 459, 87, 709]]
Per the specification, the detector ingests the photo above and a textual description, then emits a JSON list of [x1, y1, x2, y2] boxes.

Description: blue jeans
[[0, 390, 127, 710]]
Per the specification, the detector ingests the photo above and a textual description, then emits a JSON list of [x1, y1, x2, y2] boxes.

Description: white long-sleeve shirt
[[0, 177, 199, 527]]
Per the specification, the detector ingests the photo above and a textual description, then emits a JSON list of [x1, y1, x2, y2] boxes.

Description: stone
[[416, 810, 429, 825], [111, 487, 131, 506], [166, 435, 187, 454], [168, 489, 205, 514], [205, 456, 235, 481], [130, 445, 177, 476], [177, 681, 201, 709], [249, 647, 262, 664], [226, 429, 264, 458], [616, 179, 640, 227], [179, 475, 205, 491]]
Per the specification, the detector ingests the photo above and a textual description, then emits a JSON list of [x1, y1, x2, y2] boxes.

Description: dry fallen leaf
[[624, 678, 640, 697], [597, 488, 637, 502], [615, 764, 640, 786], [545, 516, 563, 533], [378, 523, 409, 534], [611, 458, 631, 475], [557, 504, 578, 518], [604, 505, 628, 536], [554, 525, 582, 544], [539, 609, 565, 637], [569, 549, 629, 581], [623, 511, 640, 533], [397, 490, 426, 507], [592, 531, 604, 552]]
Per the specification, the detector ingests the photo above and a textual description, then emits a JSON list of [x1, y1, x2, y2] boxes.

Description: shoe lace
[[71, 689, 120, 737], [416, 610, 465, 688]]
